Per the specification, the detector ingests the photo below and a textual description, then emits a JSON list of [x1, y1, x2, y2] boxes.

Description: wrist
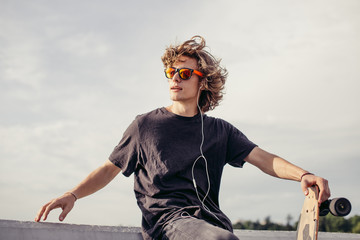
[[66, 192, 78, 201], [300, 172, 314, 181]]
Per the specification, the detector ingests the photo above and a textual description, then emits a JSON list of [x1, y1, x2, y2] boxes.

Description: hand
[[301, 174, 331, 205], [35, 192, 76, 222]]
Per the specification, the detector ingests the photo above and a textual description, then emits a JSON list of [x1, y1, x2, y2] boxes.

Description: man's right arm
[[35, 159, 121, 222]]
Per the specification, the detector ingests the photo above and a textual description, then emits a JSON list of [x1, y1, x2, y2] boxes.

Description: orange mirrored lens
[[179, 69, 192, 79], [165, 68, 175, 78]]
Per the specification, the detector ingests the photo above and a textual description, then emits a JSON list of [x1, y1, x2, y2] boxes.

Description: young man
[[35, 36, 331, 240]]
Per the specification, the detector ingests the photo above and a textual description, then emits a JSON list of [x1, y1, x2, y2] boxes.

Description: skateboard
[[296, 185, 352, 240], [296, 185, 320, 240]]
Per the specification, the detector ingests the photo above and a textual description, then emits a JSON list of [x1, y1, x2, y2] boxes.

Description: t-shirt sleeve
[[226, 124, 257, 168], [109, 118, 141, 177]]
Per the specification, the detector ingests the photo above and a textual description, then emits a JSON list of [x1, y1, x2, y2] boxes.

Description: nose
[[170, 72, 182, 83]]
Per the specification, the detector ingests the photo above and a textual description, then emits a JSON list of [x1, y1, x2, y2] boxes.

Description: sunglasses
[[164, 67, 203, 80]]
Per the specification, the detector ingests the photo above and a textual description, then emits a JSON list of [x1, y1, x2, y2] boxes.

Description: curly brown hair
[[161, 36, 228, 112]]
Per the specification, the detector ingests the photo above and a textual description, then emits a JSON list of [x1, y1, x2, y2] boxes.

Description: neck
[[166, 102, 200, 117]]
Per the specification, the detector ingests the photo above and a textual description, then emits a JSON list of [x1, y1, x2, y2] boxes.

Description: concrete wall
[[1, 219, 359, 240]]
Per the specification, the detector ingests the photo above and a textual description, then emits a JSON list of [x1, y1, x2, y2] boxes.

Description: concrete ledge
[[1, 219, 359, 240], [0, 219, 142, 240]]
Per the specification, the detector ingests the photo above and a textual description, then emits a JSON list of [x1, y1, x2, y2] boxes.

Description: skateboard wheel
[[329, 198, 351, 217], [319, 208, 330, 216], [319, 200, 330, 216]]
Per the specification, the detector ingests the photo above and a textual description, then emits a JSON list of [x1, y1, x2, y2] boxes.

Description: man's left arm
[[244, 146, 331, 204]]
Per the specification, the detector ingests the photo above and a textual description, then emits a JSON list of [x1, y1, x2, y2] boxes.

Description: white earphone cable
[[191, 87, 220, 221]]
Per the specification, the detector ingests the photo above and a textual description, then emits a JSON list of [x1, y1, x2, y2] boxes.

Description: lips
[[170, 86, 182, 91]]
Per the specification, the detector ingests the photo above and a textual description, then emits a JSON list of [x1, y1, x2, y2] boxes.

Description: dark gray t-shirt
[[109, 107, 257, 239]]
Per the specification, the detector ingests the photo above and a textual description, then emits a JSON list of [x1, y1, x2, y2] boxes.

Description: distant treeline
[[233, 214, 360, 233]]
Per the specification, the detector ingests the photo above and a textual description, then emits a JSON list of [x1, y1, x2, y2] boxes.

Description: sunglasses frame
[[164, 67, 203, 80]]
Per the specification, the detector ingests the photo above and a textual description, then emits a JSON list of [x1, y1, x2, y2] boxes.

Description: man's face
[[167, 56, 202, 104]]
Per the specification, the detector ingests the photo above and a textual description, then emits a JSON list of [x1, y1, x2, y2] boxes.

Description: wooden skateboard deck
[[296, 185, 320, 240]]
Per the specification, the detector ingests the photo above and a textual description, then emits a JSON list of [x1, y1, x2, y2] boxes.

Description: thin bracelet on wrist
[[67, 192, 78, 201], [300, 172, 313, 181]]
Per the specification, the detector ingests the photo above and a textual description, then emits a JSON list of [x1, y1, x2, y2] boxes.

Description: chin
[[169, 94, 181, 101]]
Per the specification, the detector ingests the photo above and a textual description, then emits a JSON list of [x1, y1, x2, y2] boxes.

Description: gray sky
[[1, 0, 359, 226]]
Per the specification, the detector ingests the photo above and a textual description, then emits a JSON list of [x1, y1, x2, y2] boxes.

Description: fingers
[[301, 180, 309, 196], [35, 194, 75, 222], [300, 174, 331, 204], [34, 200, 59, 222], [317, 178, 331, 204], [59, 203, 74, 221], [35, 202, 50, 222], [42, 200, 62, 221]]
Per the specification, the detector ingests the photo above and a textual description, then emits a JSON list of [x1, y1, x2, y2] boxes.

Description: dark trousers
[[161, 216, 239, 240]]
